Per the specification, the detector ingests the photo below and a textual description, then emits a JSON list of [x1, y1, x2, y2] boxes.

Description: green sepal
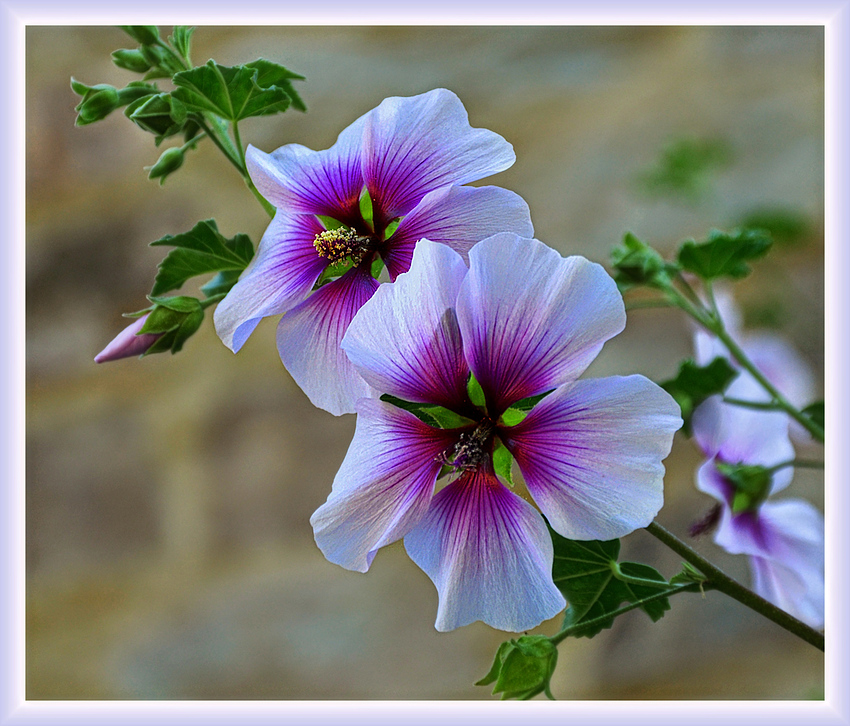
[[492, 441, 514, 485], [610, 232, 678, 291], [669, 561, 708, 586], [467, 372, 486, 409], [315, 259, 354, 288], [370, 257, 385, 279], [172, 60, 297, 122], [660, 356, 737, 434], [138, 295, 205, 356], [510, 389, 554, 412], [112, 49, 152, 73], [551, 530, 672, 639], [146, 294, 202, 314], [384, 218, 401, 239], [802, 401, 824, 431], [677, 227, 772, 281], [476, 636, 558, 700], [715, 462, 772, 513], [359, 189, 374, 227], [499, 408, 527, 427], [120, 25, 161, 45], [149, 219, 255, 296], [116, 81, 159, 106]]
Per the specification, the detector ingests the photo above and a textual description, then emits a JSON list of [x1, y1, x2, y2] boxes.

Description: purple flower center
[[439, 417, 497, 472]]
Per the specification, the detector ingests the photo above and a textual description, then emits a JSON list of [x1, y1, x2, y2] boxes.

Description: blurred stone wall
[[26, 26, 824, 699]]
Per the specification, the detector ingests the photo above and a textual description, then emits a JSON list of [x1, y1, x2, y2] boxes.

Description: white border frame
[[4, 3, 847, 724]]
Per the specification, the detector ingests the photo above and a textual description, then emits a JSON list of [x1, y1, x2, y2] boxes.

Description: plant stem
[[645, 522, 824, 651], [550, 582, 701, 645], [722, 396, 781, 411]]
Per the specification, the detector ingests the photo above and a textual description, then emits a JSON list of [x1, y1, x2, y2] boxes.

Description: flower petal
[[311, 398, 456, 572], [713, 499, 824, 628], [342, 239, 471, 409], [94, 314, 160, 362], [404, 467, 566, 632], [381, 185, 533, 280], [504, 375, 681, 541], [214, 212, 327, 352], [456, 233, 626, 413], [276, 266, 379, 416], [362, 89, 516, 221], [245, 112, 366, 223]]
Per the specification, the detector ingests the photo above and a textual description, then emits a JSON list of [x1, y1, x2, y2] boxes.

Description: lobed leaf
[[677, 228, 772, 281]]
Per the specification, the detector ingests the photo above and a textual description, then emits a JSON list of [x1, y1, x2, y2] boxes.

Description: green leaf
[[121, 25, 160, 45], [677, 228, 773, 281], [138, 296, 205, 356], [660, 356, 737, 434], [499, 408, 527, 427], [149, 219, 255, 296], [551, 530, 672, 638], [637, 136, 733, 202], [359, 189, 374, 227], [200, 269, 242, 298], [802, 401, 824, 431], [172, 60, 293, 122], [244, 58, 306, 112], [169, 26, 196, 63], [610, 232, 677, 290], [420, 406, 475, 429], [510, 389, 554, 413], [477, 636, 558, 700]]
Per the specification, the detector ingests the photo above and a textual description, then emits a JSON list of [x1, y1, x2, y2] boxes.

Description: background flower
[[312, 235, 681, 631], [214, 89, 533, 415]]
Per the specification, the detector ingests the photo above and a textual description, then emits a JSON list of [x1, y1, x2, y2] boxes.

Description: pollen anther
[[314, 227, 369, 264]]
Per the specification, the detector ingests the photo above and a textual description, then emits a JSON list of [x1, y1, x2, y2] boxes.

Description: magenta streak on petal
[[404, 464, 565, 632], [276, 265, 380, 415], [214, 212, 328, 353], [311, 399, 457, 572]]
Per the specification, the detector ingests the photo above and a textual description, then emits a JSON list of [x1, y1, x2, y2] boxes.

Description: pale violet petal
[[214, 212, 326, 352], [404, 467, 565, 632], [456, 233, 626, 413], [245, 111, 366, 222], [276, 267, 379, 416], [311, 399, 455, 572], [382, 185, 533, 279], [504, 375, 681, 541], [363, 89, 516, 221], [342, 239, 471, 409]]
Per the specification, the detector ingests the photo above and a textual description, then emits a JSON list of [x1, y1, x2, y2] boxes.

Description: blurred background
[[26, 26, 824, 699]]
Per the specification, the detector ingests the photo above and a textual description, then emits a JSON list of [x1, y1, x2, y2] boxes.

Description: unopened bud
[[147, 147, 185, 184], [121, 26, 160, 45], [112, 48, 152, 73], [94, 314, 161, 363], [73, 83, 120, 126]]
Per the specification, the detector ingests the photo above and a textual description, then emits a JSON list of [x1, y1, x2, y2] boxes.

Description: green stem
[[233, 119, 275, 218], [199, 293, 226, 309], [611, 561, 672, 589], [645, 522, 824, 651], [714, 328, 824, 442], [550, 582, 701, 646], [194, 118, 244, 175], [722, 396, 781, 411], [767, 458, 824, 474]]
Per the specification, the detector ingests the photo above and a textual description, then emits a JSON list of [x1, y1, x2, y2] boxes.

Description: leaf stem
[[645, 522, 824, 651], [550, 582, 701, 646]]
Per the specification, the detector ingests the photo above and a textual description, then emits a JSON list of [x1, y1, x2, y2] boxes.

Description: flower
[[214, 89, 533, 415], [691, 377, 824, 628], [310, 234, 682, 632], [94, 314, 161, 363]]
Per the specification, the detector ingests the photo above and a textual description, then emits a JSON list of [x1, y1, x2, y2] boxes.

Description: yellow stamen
[[313, 227, 361, 263]]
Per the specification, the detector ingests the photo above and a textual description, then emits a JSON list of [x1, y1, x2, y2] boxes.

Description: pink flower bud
[[94, 314, 161, 363]]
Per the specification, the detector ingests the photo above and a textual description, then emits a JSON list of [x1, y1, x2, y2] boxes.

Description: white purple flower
[[214, 89, 533, 415], [691, 378, 824, 628], [94, 314, 161, 363], [310, 234, 682, 632]]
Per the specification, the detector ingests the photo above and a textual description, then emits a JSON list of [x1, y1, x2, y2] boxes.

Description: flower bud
[[121, 25, 160, 45], [112, 48, 152, 73], [125, 93, 185, 140], [94, 314, 161, 363], [73, 83, 120, 126], [147, 146, 185, 184]]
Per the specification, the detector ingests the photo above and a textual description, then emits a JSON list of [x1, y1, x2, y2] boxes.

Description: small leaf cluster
[[71, 26, 305, 185], [134, 295, 205, 356], [611, 227, 774, 293]]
